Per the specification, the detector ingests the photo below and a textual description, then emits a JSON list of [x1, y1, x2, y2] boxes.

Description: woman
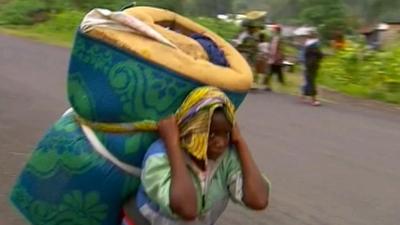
[[255, 33, 270, 85], [301, 32, 324, 106], [123, 86, 270, 225]]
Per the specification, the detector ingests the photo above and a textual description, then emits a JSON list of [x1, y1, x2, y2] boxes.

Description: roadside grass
[[318, 43, 400, 104], [0, 11, 84, 47]]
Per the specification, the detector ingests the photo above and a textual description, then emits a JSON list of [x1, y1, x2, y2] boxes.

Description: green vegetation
[[0, 0, 48, 25], [2, 0, 400, 41], [0, 11, 84, 46], [319, 42, 400, 104], [299, 0, 348, 40], [0, 0, 240, 44], [0, 12, 238, 47], [192, 17, 240, 41]]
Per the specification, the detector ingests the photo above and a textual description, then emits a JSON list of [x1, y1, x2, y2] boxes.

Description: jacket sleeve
[[140, 141, 174, 216]]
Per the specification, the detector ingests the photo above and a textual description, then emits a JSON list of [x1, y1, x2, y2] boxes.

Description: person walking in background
[[255, 33, 270, 87], [234, 24, 260, 69], [265, 25, 285, 91], [234, 25, 260, 89], [301, 31, 324, 106]]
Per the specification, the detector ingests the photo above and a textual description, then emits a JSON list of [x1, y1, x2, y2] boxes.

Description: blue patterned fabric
[[68, 32, 245, 123], [10, 113, 158, 225]]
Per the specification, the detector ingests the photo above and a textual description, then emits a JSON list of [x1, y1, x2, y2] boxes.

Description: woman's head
[[207, 107, 232, 160], [175, 87, 235, 161]]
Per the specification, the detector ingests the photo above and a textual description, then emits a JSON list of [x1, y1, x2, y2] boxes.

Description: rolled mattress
[[69, 6, 252, 123]]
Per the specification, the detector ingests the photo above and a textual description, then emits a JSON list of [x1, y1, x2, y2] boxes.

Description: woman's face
[[207, 110, 232, 160]]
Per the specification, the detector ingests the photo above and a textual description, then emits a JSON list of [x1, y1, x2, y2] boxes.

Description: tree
[[135, 0, 184, 13], [366, 0, 400, 22], [299, 0, 348, 40], [265, 0, 301, 23], [189, 0, 234, 16]]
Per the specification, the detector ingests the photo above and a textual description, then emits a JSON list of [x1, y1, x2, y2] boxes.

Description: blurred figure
[[301, 31, 324, 106], [234, 24, 260, 68], [233, 11, 267, 89], [330, 31, 346, 51], [265, 25, 285, 91], [233, 22, 262, 89], [255, 33, 270, 86]]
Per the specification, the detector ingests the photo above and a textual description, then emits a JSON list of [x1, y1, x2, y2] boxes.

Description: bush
[[33, 11, 85, 32], [0, 0, 48, 25], [0, 0, 132, 25], [319, 41, 400, 103], [191, 17, 240, 41], [69, 0, 130, 11], [0, 0, 76, 25]]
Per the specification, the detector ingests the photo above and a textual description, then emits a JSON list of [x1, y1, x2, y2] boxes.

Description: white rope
[[81, 123, 142, 177], [61, 108, 142, 176], [62, 108, 74, 117]]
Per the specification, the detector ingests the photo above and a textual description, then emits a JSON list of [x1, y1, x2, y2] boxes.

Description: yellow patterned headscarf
[[175, 86, 235, 160]]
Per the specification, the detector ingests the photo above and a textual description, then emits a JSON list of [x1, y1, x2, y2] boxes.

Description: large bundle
[[10, 6, 252, 225]]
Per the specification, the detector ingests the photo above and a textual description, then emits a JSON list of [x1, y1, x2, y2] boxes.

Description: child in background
[[255, 33, 270, 87]]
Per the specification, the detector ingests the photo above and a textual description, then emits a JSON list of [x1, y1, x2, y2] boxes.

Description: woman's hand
[[158, 116, 180, 148], [157, 116, 198, 220], [231, 123, 244, 146], [231, 122, 269, 210]]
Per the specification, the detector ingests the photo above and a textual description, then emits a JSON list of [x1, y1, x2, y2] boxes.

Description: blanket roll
[[69, 6, 252, 123]]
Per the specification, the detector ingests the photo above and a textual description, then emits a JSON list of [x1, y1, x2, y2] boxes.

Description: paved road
[[1, 34, 400, 225]]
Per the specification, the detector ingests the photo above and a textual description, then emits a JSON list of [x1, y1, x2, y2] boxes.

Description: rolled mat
[[69, 6, 252, 123]]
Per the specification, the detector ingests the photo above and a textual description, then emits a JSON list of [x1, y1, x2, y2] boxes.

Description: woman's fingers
[[158, 115, 180, 145]]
